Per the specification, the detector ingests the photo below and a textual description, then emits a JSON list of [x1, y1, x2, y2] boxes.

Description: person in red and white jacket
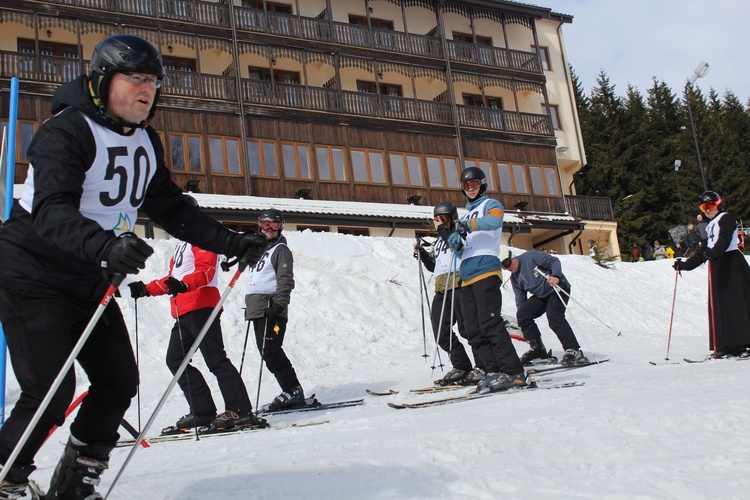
[[130, 202, 260, 432]]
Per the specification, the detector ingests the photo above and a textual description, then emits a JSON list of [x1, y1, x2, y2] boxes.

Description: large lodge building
[[0, 0, 619, 256]]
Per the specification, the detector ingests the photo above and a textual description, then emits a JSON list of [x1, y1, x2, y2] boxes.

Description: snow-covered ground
[[6, 231, 750, 499]]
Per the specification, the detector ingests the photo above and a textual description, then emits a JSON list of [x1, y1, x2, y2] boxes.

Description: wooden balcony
[[457, 105, 554, 137], [565, 195, 614, 221]]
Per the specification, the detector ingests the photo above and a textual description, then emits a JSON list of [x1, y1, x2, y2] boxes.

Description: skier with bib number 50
[[0, 34, 266, 499]]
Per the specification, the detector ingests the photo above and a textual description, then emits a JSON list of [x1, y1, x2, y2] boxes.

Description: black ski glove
[[264, 300, 285, 319], [99, 233, 154, 276], [128, 281, 149, 299], [224, 231, 267, 266], [455, 221, 470, 238], [672, 258, 685, 271], [165, 277, 188, 296]]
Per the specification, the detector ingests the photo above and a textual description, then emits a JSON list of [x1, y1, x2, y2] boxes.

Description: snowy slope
[[8, 232, 750, 499]]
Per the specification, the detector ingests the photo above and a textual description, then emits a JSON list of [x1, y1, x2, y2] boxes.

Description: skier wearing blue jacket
[[447, 167, 525, 393], [502, 250, 588, 366]]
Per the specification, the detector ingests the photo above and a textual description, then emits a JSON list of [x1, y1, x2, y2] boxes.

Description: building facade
[[0, 0, 619, 257]]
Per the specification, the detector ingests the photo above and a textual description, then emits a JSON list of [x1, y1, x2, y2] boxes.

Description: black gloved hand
[[455, 221, 470, 238], [672, 258, 685, 271], [264, 300, 285, 319], [165, 277, 188, 296], [224, 231, 267, 266], [99, 233, 153, 276], [702, 247, 717, 260], [128, 281, 149, 299]]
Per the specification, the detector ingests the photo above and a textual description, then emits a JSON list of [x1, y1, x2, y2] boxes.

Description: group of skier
[[414, 166, 590, 394]]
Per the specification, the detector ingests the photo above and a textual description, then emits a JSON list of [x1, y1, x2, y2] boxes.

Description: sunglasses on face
[[435, 215, 451, 225], [259, 220, 282, 231], [699, 202, 718, 213], [461, 179, 482, 191], [122, 71, 162, 89]]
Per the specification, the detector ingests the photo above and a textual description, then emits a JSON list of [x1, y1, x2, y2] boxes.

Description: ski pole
[[665, 268, 680, 361], [0, 274, 124, 486], [172, 296, 200, 441], [105, 264, 246, 499], [415, 237, 429, 359], [430, 252, 457, 374], [133, 298, 142, 432], [238, 319, 252, 376], [254, 314, 269, 413], [533, 266, 622, 336]]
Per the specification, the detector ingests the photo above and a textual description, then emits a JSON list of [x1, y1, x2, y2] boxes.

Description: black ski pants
[[431, 289, 473, 372], [459, 275, 523, 375], [516, 285, 580, 352], [166, 308, 252, 416], [252, 316, 300, 394], [0, 288, 138, 475]]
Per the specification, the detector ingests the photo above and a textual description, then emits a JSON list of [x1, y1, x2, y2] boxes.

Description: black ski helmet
[[259, 208, 285, 232], [459, 166, 487, 199], [699, 190, 721, 206], [434, 201, 458, 222], [88, 35, 165, 124]]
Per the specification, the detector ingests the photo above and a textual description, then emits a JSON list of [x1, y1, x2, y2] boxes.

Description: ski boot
[[520, 339, 554, 365], [263, 386, 306, 411], [488, 372, 528, 393], [560, 349, 589, 366], [45, 439, 112, 500], [475, 372, 499, 393], [211, 410, 268, 431], [174, 412, 216, 429], [434, 368, 467, 387], [459, 367, 486, 386], [0, 480, 29, 500]]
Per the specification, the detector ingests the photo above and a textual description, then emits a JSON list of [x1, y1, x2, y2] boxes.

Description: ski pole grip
[[110, 273, 125, 289]]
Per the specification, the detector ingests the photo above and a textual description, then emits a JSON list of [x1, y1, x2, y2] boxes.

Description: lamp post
[[673, 159, 686, 222], [686, 61, 710, 192]]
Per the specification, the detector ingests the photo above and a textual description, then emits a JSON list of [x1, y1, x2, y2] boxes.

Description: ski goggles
[[461, 179, 482, 191], [699, 201, 719, 213], [435, 215, 451, 225], [259, 220, 282, 231]]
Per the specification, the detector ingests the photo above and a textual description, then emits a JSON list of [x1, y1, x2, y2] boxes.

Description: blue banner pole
[[0, 77, 20, 425]]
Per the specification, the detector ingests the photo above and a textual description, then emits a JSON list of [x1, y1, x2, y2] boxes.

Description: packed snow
[[5, 231, 749, 499]]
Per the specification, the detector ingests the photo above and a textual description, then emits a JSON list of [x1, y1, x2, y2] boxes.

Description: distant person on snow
[[129, 197, 262, 433], [502, 250, 589, 366], [653, 241, 666, 260], [673, 191, 750, 358], [414, 201, 482, 387], [245, 209, 306, 411]]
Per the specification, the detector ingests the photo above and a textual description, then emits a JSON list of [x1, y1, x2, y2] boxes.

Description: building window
[[282, 143, 312, 179], [462, 94, 503, 109], [351, 149, 386, 184], [162, 56, 196, 72], [338, 227, 370, 236], [18, 38, 79, 81], [426, 156, 459, 188], [296, 225, 330, 233], [243, 0, 292, 13], [170, 133, 203, 172], [246, 139, 278, 177], [389, 152, 423, 186], [249, 66, 300, 83], [316, 146, 347, 181], [529, 166, 560, 196], [348, 15, 393, 30], [1, 120, 36, 163], [356, 80, 402, 96], [531, 45, 551, 71], [464, 159, 494, 190], [541, 104, 562, 130], [497, 163, 529, 194], [452, 32, 491, 45], [208, 136, 242, 175]]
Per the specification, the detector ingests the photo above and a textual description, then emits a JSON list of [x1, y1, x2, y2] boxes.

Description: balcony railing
[[565, 195, 615, 221], [0, 51, 551, 136], [446, 40, 540, 72]]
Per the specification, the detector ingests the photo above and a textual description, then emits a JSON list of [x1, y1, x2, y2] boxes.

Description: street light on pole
[[673, 159, 686, 222], [686, 61, 710, 191]]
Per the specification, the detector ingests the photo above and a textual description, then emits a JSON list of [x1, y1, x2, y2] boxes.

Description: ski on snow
[[683, 356, 750, 364], [259, 395, 364, 416], [366, 389, 399, 396], [388, 380, 583, 409], [116, 420, 328, 447], [525, 358, 609, 375]]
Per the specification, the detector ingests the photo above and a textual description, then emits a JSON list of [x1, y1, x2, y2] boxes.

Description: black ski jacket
[[0, 76, 232, 301]]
